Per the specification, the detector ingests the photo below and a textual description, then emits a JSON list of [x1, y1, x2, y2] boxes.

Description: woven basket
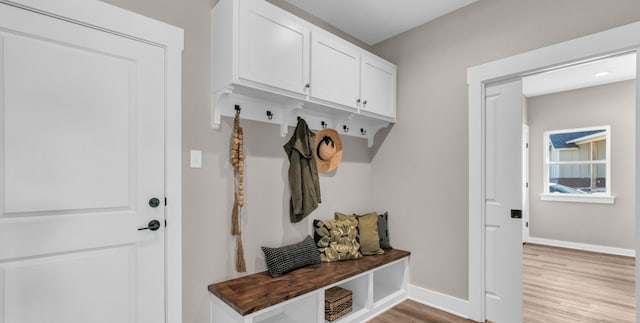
[[325, 286, 352, 322]]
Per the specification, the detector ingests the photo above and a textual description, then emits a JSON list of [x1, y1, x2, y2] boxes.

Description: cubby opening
[[253, 292, 320, 323], [326, 274, 370, 322], [373, 260, 405, 304]]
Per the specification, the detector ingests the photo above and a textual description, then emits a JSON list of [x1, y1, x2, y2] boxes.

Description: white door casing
[[523, 124, 530, 242], [468, 21, 640, 322], [0, 1, 183, 322], [484, 81, 523, 323]]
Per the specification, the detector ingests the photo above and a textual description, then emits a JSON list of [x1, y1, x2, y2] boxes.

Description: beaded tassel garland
[[231, 109, 246, 272]]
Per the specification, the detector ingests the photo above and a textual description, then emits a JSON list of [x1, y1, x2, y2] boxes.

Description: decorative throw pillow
[[261, 235, 321, 277], [313, 219, 362, 262], [335, 212, 384, 256], [378, 212, 392, 249]]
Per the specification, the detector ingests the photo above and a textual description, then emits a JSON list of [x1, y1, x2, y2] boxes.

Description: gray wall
[[99, 1, 374, 323], [370, 0, 640, 299], [527, 80, 636, 249], [97, 0, 640, 321]]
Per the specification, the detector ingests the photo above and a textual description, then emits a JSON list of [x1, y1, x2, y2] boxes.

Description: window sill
[[540, 193, 615, 204]]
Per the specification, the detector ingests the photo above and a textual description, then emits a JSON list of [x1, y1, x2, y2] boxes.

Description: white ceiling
[[281, 1, 636, 96], [283, 0, 478, 45], [523, 53, 637, 97]]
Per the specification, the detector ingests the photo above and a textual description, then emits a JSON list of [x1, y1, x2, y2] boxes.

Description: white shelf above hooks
[[211, 85, 390, 147]]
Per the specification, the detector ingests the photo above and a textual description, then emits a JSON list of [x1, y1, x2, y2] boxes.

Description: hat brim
[[315, 129, 343, 173]]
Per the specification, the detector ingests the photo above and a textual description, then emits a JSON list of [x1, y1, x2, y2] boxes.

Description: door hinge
[[165, 219, 167, 227], [526, 182, 529, 188], [164, 197, 167, 206], [526, 143, 529, 149], [526, 221, 529, 228]]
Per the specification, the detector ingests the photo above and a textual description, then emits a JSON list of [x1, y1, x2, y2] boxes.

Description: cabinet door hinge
[[164, 197, 167, 206]]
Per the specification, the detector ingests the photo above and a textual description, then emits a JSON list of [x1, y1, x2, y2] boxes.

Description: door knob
[[149, 197, 160, 208], [138, 219, 161, 231]]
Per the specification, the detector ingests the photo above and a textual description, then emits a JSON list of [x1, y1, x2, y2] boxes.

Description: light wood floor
[[368, 299, 475, 323], [523, 243, 635, 322], [370, 243, 636, 322]]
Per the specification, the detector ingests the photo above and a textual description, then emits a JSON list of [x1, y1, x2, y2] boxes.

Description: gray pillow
[[262, 235, 320, 277], [378, 212, 392, 249]]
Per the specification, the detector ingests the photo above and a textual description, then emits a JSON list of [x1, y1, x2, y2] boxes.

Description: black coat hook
[[266, 110, 273, 120], [234, 105, 241, 114], [343, 125, 349, 133], [321, 121, 327, 129], [360, 128, 367, 135]]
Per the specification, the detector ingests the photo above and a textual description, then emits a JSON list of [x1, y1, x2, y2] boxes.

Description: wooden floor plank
[[370, 243, 635, 322], [368, 299, 475, 323], [523, 243, 635, 323]]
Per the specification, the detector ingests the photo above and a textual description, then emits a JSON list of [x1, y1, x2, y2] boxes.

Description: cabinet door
[[238, 0, 310, 95], [310, 31, 360, 108], [360, 53, 396, 119]]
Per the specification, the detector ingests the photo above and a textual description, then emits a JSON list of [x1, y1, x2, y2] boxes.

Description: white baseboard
[[526, 237, 635, 257], [408, 284, 470, 319], [360, 296, 407, 322]]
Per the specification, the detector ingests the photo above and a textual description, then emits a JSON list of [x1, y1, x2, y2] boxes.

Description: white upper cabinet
[[211, 0, 396, 146], [310, 30, 360, 109], [310, 33, 397, 120], [238, 0, 310, 95], [360, 52, 397, 119]]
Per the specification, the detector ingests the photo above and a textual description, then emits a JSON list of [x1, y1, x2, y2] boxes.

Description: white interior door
[[485, 80, 523, 322], [0, 4, 165, 323]]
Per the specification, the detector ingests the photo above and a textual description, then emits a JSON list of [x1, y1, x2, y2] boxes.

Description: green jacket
[[283, 119, 321, 223]]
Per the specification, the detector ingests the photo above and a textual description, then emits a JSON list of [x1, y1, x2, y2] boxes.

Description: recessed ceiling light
[[595, 71, 610, 77]]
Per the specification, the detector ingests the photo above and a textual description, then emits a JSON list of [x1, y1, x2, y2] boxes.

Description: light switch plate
[[190, 150, 202, 168]]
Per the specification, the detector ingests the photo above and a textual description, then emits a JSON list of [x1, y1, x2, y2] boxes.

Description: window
[[541, 126, 615, 204]]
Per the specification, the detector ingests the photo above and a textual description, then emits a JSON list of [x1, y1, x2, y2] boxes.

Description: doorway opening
[[468, 21, 640, 322], [521, 53, 637, 321]]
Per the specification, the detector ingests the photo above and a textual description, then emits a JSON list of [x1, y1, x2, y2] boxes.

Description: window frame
[[541, 125, 615, 204]]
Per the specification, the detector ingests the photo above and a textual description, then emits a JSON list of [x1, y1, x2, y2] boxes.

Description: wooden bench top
[[208, 248, 410, 316]]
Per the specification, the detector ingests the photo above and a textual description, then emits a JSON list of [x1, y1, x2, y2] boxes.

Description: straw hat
[[315, 128, 343, 173]]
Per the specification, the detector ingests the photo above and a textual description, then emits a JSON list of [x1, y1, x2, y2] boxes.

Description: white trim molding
[[526, 237, 635, 258], [408, 284, 470, 319], [165, 44, 184, 323], [539, 193, 615, 204], [0, 0, 184, 48], [468, 21, 640, 322], [0, 1, 185, 322]]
